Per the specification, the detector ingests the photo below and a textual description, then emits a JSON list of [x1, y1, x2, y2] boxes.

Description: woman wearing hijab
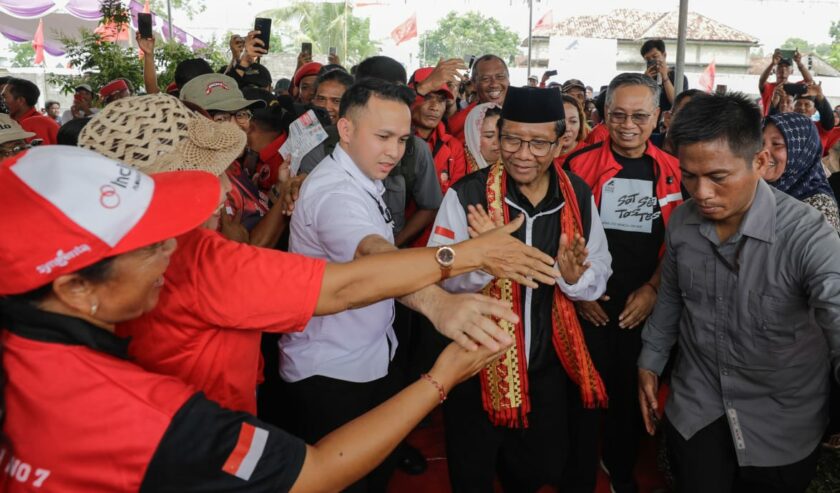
[[463, 102, 502, 172], [763, 111, 840, 231]]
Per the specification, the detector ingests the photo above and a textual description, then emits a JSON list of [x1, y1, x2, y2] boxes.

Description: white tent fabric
[[0, 0, 206, 56]]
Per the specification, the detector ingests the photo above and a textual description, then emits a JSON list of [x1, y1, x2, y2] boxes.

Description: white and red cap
[[0, 146, 220, 295]]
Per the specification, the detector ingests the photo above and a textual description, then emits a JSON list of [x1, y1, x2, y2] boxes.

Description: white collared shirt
[[280, 145, 397, 383]]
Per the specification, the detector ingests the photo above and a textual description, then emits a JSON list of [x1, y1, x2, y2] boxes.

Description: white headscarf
[[464, 102, 501, 170]]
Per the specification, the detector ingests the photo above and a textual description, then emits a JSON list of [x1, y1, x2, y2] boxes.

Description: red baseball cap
[[0, 146, 220, 295], [410, 67, 454, 100], [99, 79, 129, 100], [293, 62, 323, 88]]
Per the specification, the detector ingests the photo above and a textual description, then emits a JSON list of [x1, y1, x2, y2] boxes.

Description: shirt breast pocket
[[747, 291, 800, 350], [677, 262, 705, 302]]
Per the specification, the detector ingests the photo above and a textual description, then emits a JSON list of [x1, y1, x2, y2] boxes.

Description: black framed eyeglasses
[[499, 135, 556, 157]]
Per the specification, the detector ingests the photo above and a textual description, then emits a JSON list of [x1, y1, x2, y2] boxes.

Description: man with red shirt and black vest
[[2, 78, 59, 145], [562, 72, 683, 493], [409, 67, 469, 247]]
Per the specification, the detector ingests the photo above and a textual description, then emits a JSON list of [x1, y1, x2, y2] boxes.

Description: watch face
[[437, 246, 455, 266]]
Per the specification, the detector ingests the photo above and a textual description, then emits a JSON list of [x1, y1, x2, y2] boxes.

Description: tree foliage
[[258, 2, 379, 65], [47, 0, 223, 95], [781, 21, 840, 70], [150, 0, 205, 21], [419, 11, 520, 67], [9, 42, 35, 68]]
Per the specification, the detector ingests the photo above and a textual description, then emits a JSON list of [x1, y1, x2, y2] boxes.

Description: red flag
[[698, 59, 716, 93], [32, 19, 45, 65], [391, 13, 417, 45], [534, 11, 553, 32]]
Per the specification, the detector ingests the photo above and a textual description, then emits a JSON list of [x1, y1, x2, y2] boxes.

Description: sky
[[179, 0, 840, 61]]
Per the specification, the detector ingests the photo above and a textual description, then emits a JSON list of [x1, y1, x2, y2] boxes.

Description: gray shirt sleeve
[[410, 136, 443, 210], [299, 142, 328, 175], [797, 212, 840, 383], [638, 221, 683, 375]]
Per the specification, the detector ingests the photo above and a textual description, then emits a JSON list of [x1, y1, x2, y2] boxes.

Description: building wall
[[616, 40, 751, 74]]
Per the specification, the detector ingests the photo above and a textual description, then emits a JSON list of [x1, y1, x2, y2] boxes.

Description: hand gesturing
[[557, 232, 589, 285]]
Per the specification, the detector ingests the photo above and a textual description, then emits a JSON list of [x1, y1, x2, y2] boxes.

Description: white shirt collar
[[332, 144, 386, 197]]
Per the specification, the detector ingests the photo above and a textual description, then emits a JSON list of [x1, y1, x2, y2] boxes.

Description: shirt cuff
[[637, 346, 668, 376], [554, 261, 596, 300]]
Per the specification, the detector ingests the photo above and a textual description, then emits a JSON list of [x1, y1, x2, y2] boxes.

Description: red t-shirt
[[15, 107, 59, 145], [759, 80, 807, 116], [1, 329, 193, 492], [116, 227, 326, 413]]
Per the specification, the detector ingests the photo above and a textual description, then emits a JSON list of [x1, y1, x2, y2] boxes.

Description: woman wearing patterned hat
[[0, 145, 509, 492]]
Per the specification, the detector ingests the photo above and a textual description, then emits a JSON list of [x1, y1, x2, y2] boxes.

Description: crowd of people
[[0, 26, 839, 493]]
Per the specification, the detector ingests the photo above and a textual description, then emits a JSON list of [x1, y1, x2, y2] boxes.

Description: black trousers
[[563, 297, 644, 492], [443, 361, 570, 493], [284, 370, 400, 493], [666, 416, 819, 493]]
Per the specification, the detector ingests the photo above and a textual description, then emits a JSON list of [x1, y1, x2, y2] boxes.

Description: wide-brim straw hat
[[78, 93, 246, 177]]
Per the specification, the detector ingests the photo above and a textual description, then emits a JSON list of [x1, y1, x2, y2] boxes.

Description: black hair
[[174, 58, 213, 89], [640, 39, 666, 57], [314, 70, 355, 94], [471, 55, 509, 82], [338, 77, 414, 119], [318, 64, 348, 77], [250, 104, 292, 134], [668, 92, 763, 165], [355, 56, 407, 84], [7, 256, 116, 305], [672, 89, 705, 114], [45, 100, 60, 109], [777, 58, 793, 67], [594, 89, 607, 119], [57, 118, 92, 146], [5, 78, 40, 107], [485, 106, 502, 119]]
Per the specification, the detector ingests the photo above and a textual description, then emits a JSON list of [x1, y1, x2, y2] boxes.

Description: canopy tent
[[0, 0, 206, 57]]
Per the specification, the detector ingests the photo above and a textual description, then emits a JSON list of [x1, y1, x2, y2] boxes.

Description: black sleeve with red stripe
[[141, 393, 306, 493]]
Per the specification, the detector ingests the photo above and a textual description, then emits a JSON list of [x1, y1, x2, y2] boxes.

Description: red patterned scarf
[[480, 162, 608, 427]]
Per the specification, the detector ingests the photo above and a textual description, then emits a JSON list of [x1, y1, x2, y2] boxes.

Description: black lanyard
[[336, 154, 394, 226], [365, 190, 394, 225]]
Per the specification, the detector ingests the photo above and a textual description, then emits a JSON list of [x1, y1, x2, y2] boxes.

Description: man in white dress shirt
[[281, 78, 563, 492]]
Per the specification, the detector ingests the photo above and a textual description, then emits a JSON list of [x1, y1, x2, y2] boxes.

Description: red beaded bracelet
[[421, 373, 447, 403]]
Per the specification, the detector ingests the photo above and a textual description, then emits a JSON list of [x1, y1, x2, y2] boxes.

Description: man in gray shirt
[[637, 93, 840, 493]]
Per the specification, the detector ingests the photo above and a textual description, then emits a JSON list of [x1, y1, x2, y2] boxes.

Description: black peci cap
[[501, 86, 565, 123]]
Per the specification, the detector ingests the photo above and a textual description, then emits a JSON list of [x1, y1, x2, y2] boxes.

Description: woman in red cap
[[0, 145, 505, 492]]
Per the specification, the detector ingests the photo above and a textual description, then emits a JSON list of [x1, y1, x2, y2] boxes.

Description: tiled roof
[[549, 9, 758, 44]]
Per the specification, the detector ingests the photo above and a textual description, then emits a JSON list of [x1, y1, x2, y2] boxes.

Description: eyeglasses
[[499, 135, 556, 157], [211, 110, 252, 123], [608, 111, 654, 125]]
